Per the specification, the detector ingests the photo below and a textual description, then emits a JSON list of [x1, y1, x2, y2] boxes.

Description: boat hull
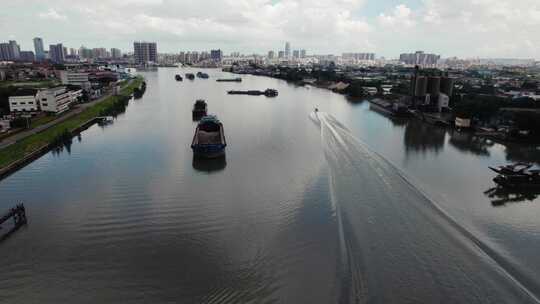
[[493, 176, 540, 190], [191, 144, 226, 158]]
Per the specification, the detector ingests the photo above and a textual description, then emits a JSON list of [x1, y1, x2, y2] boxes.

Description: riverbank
[[0, 77, 144, 180]]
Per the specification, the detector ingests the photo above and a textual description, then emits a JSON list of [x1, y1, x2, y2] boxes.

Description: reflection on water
[[485, 187, 540, 207], [448, 130, 493, 157], [505, 144, 540, 165], [192, 155, 227, 173], [404, 119, 446, 154]]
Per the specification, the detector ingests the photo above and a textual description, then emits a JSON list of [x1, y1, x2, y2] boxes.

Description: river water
[[1, 68, 539, 303]]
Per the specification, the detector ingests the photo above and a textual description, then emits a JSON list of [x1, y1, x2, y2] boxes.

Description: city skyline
[[1, 0, 538, 59]]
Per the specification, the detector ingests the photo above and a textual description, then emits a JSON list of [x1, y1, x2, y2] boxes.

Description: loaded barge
[[192, 99, 208, 120], [191, 116, 227, 158]]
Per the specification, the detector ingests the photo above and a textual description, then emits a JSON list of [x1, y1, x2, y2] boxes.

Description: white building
[[8, 89, 39, 113], [60, 71, 90, 86], [37, 87, 73, 114]]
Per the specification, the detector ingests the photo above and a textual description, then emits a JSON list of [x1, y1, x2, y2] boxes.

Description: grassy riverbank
[[0, 77, 143, 169]]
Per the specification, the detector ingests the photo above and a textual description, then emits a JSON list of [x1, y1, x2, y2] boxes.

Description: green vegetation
[[29, 115, 57, 128], [0, 80, 59, 88], [0, 77, 143, 169]]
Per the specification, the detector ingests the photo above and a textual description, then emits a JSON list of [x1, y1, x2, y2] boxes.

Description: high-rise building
[[285, 42, 291, 59], [278, 51, 285, 59], [0, 43, 12, 61], [49, 43, 65, 63], [133, 41, 157, 65], [20, 51, 35, 62], [293, 50, 300, 59], [400, 51, 440, 66], [9, 40, 20, 60], [210, 49, 223, 62], [342, 53, 376, 61], [300, 49, 306, 58], [267, 50, 275, 59], [111, 48, 122, 59], [92, 48, 108, 59], [69, 48, 77, 56], [33, 37, 45, 61], [78, 46, 93, 59]]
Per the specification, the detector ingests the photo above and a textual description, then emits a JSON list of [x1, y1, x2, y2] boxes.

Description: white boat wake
[[311, 111, 540, 304]]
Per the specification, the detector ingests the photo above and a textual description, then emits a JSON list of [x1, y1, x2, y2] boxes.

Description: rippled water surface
[[1, 68, 539, 303]]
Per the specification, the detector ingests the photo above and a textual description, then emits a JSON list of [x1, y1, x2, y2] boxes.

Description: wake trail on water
[[310, 112, 540, 304]]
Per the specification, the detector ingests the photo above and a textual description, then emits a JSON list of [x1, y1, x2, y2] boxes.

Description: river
[[0, 68, 539, 303]]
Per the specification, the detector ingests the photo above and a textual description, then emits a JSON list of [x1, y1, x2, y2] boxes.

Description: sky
[[1, 0, 539, 59]]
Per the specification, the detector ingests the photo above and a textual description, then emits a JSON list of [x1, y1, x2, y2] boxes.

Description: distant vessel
[[192, 99, 207, 120], [227, 88, 278, 97], [191, 116, 227, 158], [217, 78, 242, 82], [175, 74, 183, 81], [196, 72, 209, 79], [185, 73, 195, 80]]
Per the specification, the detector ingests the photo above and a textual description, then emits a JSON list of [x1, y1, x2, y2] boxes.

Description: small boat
[[489, 163, 532, 175], [192, 99, 207, 120], [191, 116, 227, 158], [185, 73, 195, 80], [196, 72, 209, 79], [217, 78, 242, 82], [493, 171, 540, 190], [175, 74, 183, 81]]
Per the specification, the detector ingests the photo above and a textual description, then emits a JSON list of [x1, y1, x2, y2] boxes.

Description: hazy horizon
[[1, 0, 539, 59]]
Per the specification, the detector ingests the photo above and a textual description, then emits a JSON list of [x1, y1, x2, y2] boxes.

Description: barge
[[196, 72, 209, 79], [227, 88, 278, 97], [192, 99, 208, 120], [191, 116, 227, 158], [217, 78, 242, 82]]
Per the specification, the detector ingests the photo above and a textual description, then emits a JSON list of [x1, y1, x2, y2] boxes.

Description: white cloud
[[378, 4, 415, 28], [4, 0, 540, 58], [38, 8, 67, 21]]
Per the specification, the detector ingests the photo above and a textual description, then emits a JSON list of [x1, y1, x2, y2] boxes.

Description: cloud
[[4, 0, 540, 58], [38, 8, 67, 21], [378, 4, 415, 28]]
